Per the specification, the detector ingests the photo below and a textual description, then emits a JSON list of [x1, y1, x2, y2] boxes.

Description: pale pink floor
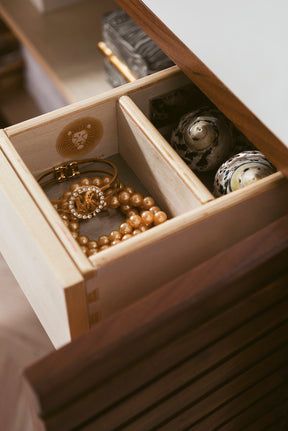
[[0, 253, 53, 431]]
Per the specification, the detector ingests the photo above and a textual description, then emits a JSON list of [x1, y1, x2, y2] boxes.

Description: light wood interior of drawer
[[7, 90, 204, 214], [117, 96, 211, 211], [3, 77, 205, 276], [0, 140, 89, 347], [2, 68, 288, 326], [3, 68, 287, 273], [88, 174, 288, 321]]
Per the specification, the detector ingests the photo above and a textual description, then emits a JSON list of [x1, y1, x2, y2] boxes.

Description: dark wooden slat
[[52, 302, 288, 431], [24, 215, 288, 430], [222, 395, 288, 431], [278, 412, 288, 431], [25, 216, 288, 409], [160, 371, 288, 431], [74, 338, 288, 431], [74, 280, 288, 428], [29, 274, 288, 430], [115, 337, 288, 431], [116, 0, 288, 177], [29, 276, 288, 430], [263, 422, 287, 431]]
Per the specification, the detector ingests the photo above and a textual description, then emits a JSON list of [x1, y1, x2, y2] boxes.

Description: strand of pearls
[[52, 175, 168, 258]]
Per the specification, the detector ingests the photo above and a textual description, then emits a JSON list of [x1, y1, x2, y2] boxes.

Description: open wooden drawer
[[0, 66, 288, 348]]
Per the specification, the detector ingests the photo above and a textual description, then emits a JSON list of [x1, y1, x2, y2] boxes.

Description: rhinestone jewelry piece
[[68, 186, 104, 219]]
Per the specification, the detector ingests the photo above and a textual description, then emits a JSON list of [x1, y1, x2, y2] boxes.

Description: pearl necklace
[[52, 175, 167, 258]]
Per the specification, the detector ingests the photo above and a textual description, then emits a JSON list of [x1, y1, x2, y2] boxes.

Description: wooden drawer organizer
[[1, 66, 288, 347]]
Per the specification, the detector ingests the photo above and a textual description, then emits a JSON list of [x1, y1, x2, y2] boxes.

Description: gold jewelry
[[56, 178, 167, 256], [37, 160, 167, 257], [37, 158, 118, 220], [36, 158, 118, 189]]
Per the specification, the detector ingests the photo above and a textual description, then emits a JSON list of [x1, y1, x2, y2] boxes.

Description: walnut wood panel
[[265, 423, 287, 431], [69, 341, 288, 431], [219, 393, 288, 431], [35, 302, 288, 430], [187, 379, 288, 431], [116, 0, 288, 177], [59, 292, 288, 428], [24, 215, 288, 430]]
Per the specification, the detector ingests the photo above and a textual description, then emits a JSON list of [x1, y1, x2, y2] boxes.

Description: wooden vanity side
[[24, 215, 288, 430]]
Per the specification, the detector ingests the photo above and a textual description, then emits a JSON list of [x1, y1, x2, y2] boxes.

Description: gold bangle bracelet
[[36, 158, 118, 190]]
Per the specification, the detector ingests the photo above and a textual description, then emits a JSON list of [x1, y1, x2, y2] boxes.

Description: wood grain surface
[[24, 214, 288, 430]]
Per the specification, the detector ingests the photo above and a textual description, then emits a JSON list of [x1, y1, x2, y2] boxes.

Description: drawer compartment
[[0, 66, 287, 347]]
